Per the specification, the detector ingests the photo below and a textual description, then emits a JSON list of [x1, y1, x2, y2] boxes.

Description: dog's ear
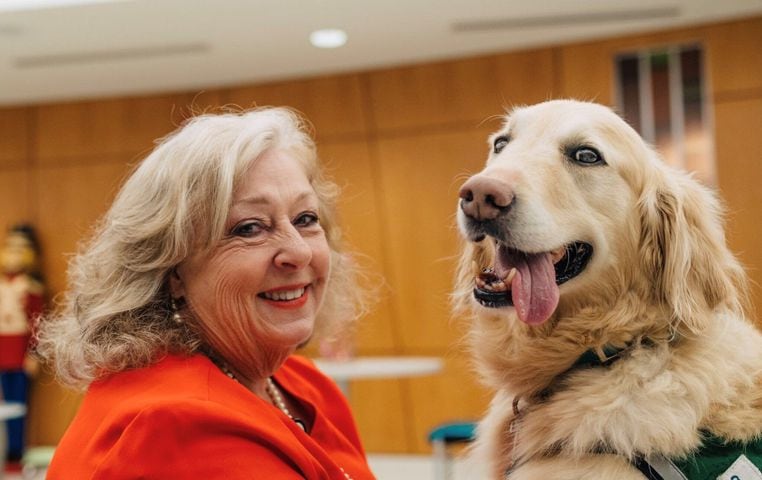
[[638, 167, 748, 335]]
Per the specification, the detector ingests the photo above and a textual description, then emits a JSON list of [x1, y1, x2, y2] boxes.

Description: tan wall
[[2, 15, 760, 454]]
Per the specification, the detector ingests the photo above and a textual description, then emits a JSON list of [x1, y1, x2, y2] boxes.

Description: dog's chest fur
[[472, 312, 762, 479]]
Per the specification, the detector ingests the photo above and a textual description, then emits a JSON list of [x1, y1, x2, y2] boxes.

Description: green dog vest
[[637, 435, 762, 480], [523, 344, 762, 480]]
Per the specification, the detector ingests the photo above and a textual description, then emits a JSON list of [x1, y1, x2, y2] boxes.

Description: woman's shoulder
[[51, 354, 289, 476], [50, 385, 310, 480], [85, 353, 278, 423], [90, 353, 216, 401]]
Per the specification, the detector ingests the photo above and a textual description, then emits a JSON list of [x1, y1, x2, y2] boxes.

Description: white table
[[314, 356, 444, 394]]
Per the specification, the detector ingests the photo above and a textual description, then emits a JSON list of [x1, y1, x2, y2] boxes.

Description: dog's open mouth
[[473, 242, 593, 325]]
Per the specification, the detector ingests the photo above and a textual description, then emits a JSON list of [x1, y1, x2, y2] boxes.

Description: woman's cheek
[[213, 282, 257, 331]]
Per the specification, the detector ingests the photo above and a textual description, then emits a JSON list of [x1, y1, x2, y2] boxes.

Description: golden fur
[[453, 100, 762, 479]]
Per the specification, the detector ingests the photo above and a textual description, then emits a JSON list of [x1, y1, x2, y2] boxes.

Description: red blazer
[[47, 354, 375, 479]]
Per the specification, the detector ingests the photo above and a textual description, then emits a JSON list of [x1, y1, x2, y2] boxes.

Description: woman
[[37, 107, 374, 479]]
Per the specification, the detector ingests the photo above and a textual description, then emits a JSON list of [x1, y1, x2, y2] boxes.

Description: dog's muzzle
[[459, 175, 515, 242]]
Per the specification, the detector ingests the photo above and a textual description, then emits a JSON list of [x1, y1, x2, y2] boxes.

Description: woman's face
[[174, 149, 331, 372]]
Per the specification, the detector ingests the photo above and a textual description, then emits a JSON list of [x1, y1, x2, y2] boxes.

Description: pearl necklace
[[213, 359, 308, 430], [211, 357, 354, 480], [265, 377, 307, 432], [265, 379, 353, 480]]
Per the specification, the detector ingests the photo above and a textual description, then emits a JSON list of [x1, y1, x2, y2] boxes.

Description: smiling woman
[[170, 148, 333, 382], [35, 107, 375, 479]]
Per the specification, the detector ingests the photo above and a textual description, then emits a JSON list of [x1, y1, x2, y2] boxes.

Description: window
[[615, 45, 714, 185]]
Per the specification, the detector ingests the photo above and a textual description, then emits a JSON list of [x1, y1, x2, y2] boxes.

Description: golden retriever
[[454, 100, 762, 479]]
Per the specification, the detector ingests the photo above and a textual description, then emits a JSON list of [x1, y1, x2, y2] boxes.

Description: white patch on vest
[[647, 455, 688, 480], [718, 454, 762, 480]]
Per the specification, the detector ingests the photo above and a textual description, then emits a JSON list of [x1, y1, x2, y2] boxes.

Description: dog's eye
[[571, 147, 604, 165], [493, 135, 510, 154]]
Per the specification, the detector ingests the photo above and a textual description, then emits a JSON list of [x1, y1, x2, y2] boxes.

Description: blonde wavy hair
[[36, 107, 365, 389]]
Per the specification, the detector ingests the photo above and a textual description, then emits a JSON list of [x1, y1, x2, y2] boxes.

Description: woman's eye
[[571, 147, 605, 166], [231, 221, 265, 237], [493, 135, 510, 154], [294, 212, 319, 228]]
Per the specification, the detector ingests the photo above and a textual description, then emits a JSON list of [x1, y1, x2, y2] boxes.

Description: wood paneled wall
[[2, 16, 760, 454]]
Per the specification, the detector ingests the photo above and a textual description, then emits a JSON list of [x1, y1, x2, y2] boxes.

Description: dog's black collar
[[570, 337, 657, 370], [536, 337, 656, 401], [512, 339, 654, 416], [505, 336, 671, 478], [570, 343, 632, 369]]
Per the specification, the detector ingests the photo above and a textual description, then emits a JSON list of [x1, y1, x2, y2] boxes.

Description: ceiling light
[[309, 29, 347, 49]]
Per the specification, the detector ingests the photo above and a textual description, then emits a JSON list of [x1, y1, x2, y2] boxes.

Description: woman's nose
[[274, 228, 313, 269]]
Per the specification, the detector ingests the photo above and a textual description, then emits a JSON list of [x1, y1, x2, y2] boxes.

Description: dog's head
[[455, 99, 747, 336]]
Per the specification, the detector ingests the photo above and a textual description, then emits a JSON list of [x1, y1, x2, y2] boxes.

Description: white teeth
[[262, 287, 305, 301], [551, 247, 566, 264], [503, 268, 517, 283]]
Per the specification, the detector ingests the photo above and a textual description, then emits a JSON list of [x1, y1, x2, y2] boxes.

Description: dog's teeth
[[475, 276, 487, 289], [551, 247, 566, 264], [503, 268, 517, 283]]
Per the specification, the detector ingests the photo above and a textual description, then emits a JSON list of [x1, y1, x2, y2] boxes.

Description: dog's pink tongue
[[497, 248, 559, 325]]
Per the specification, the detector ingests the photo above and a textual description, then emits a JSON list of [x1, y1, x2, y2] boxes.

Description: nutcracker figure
[[0, 224, 43, 464]]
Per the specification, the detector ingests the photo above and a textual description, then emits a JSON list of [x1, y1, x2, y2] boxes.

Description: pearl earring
[[170, 297, 183, 324]]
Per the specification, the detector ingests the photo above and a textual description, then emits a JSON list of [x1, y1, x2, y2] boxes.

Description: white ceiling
[[2, 0, 762, 107]]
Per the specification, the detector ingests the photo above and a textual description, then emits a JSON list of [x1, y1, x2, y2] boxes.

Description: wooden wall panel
[[366, 55, 506, 132], [33, 159, 133, 295], [27, 372, 82, 446], [0, 169, 32, 232], [408, 353, 489, 452], [318, 141, 398, 351], [557, 22, 713, 103], [705, 17, 762, 96], [35, 93, 189, 163], [0, 107, 30, 167], [184, 89, 229, 113], [349, 380, 409, 452], [225, 73, 368, 140], [493, 48, 558, 107], [556, 42, 614, 103], [714, 97, 762, 312], [374, 127, 494, 350]]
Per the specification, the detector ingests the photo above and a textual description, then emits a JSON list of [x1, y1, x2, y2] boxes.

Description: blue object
[[428, 421, 477, 480], [428, 421, 476, 444], [1, 370, 29, 461]]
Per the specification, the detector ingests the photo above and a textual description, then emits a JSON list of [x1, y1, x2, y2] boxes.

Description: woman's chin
[[270, 321, 315, 350]]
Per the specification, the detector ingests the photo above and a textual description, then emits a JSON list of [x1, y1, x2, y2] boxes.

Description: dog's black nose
[[459, 175, 514, 220]]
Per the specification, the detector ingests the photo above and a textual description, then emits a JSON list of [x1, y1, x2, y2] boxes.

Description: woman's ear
[[168, 267, 186, 299], [637, 167, 747, 335]]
